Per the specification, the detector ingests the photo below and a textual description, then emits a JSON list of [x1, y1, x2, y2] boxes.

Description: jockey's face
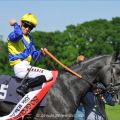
[[21, 21, 34, 35]]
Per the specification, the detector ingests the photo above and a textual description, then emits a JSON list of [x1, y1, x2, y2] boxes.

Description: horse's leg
[[0, 102, 15, 116]]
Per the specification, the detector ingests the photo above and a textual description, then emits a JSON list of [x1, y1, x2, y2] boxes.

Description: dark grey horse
[[0, 55, 120, 120]]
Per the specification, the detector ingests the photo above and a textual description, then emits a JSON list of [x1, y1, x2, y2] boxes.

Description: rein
[[94, 94, 107, 120], [20, 52, 41, 85]]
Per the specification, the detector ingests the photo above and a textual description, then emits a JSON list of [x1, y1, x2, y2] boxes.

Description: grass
[[106, 104, 120, 120]]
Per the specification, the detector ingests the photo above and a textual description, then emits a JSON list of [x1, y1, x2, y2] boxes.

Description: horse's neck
[[47, 73, 89, 114]]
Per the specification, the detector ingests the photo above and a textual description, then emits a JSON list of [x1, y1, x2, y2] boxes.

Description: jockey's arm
[[8, 23, 23, 42], [31, 49, 44, 61], [30, 43, 45, 61]]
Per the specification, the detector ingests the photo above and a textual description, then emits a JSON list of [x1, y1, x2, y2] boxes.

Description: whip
[[44, 48, 82, 78]]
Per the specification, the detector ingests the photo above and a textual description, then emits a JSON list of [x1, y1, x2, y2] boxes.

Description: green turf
[[106, 104, 120, 120]]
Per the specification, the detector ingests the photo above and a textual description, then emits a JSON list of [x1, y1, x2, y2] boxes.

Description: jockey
[[8, 13, 53, 96]]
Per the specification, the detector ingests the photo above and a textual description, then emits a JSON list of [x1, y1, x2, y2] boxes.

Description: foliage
[[0, 40, 13, 75], [1, 17, 120, 74], [106, 104, 120, 120]]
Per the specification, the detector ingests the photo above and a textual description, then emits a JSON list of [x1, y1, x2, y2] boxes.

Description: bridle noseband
[[107, 62, 120, 95]]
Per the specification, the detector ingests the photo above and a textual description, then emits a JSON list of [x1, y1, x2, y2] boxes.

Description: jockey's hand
[[9, 18, 17, 26], [41, 48, 47, 56]]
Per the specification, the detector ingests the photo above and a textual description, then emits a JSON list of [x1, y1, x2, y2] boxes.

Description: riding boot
[[16, 75, 46, 96]]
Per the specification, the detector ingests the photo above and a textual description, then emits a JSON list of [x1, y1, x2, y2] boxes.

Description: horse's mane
[[61, 55, 112, 78]]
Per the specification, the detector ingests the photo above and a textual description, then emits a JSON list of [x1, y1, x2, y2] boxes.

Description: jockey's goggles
[[22, 21, 34, 31]]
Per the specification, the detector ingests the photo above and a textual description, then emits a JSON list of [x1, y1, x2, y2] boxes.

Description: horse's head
[[98, 54, 120, 96], [73, 55, 113, 92], [76, 55, 120, 92]]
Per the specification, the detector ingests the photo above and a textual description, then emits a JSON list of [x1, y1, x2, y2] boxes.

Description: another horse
[[0, 55, 120, 120]]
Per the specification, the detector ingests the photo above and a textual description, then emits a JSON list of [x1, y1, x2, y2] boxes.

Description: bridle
[[106, 62, 120, 95]]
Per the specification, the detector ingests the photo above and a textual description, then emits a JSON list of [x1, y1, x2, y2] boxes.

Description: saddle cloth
[[0, 75, 46, 106]]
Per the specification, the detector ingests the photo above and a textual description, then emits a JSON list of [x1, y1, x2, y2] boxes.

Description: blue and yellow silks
[[8, 23, 42, 66]]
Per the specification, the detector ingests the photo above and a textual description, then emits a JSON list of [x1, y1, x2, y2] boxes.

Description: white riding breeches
[[13, 60, 53, 81]]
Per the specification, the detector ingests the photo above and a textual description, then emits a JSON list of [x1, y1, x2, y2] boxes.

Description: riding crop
[[44, 48, 82, 78]]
